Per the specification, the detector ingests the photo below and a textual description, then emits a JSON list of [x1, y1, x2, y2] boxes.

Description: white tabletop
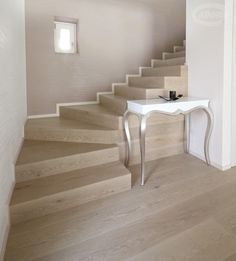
[[127, 97, 210, 115]]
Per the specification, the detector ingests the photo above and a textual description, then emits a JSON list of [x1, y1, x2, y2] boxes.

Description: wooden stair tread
[[152, 57, 185, 67], [11, 161, 130, 205], [120, 86, 165, 91], [26, 117, 112, 131], [142, 65, 185, 77], [128, 76, 186, 89], [116, 87, 167, 92], [100, 94, 127, 101], [164, 50, 185, 59], [16, 140, 117, 166], [63, 104, 123, 116], [60, 104, 124, 129], [174, 45, 185, 52], [164, 56, 185, 61], [130, 76, 182, 80]]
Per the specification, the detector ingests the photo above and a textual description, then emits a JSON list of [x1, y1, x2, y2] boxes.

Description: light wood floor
[[5, 153, 236, 261]]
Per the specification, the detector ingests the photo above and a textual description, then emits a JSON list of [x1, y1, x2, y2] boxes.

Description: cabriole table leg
[[123, 110, 132, 167], [203, 107, 214, 165]]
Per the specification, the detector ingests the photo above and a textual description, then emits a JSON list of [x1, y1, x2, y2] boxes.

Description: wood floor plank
[[5, 155, 236, 261], [6, 165, 236, 260], [9, 154, 210, 235], [223, 253, 236, 261], [128, 219, 236, 261], [33, 181, 236, 261]]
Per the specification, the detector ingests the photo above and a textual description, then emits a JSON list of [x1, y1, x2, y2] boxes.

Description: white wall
[[0, 0, 27, 259], [186, 0, 232, 170], [231, 0, 236, 166]]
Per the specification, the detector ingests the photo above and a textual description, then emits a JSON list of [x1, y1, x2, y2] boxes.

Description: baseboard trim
[[0, 224, 10, 261], [28, 113, 58, 119], [0, 134, 25, 260], [28, 102, 99, 119], [0, 182, 15, 261], [189, 150, 231, 171], [27, 59, 188, 120]]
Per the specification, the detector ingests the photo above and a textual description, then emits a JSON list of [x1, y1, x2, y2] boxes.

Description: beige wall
[[0, 0, 27, 259], [26, 0, 186, 115]]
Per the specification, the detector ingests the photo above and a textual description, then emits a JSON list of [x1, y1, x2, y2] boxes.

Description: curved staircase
[[9, 40, 187, 225]]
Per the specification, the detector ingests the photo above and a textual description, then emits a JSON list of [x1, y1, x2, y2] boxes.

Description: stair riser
[[141, 66, 182, 77], [11, 174, 131, 225], [174, 46, 185, 52], [119, 134, 184, 155], [16, 147, 119, 182], [163, 51, 185, 60], [128, 77, 165, 88], [99, 95, 127, 114], [153, 57, 185, 68], [119, 120, 184, 164], [60, 107, 122, 130], [165, 77, 188, 96], [129, 118, 184, 138], [60, 106, 185, 132], [24, 118, 184, 143], [114, 86, 166, 99], [119, 141, 184, 165], [128, 77, 186, 90], [25, 128, 122, 144]]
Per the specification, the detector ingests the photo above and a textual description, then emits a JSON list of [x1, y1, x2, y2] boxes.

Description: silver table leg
[[123, 106, 214, 186], [139, 115, 148, 186], [184, 107, 214, 165], [123, 110, 132, 167], [184, 114, 190, 153], [203, 107, 214, 165]]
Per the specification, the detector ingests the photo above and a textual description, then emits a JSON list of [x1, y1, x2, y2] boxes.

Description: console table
[[123, 97, 214, 186]]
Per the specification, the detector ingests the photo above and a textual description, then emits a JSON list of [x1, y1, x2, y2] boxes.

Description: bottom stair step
[[10, 161, 131, 224]]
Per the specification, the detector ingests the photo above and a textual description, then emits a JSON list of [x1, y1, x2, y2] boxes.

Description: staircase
[[10, 41, 187, 225]]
